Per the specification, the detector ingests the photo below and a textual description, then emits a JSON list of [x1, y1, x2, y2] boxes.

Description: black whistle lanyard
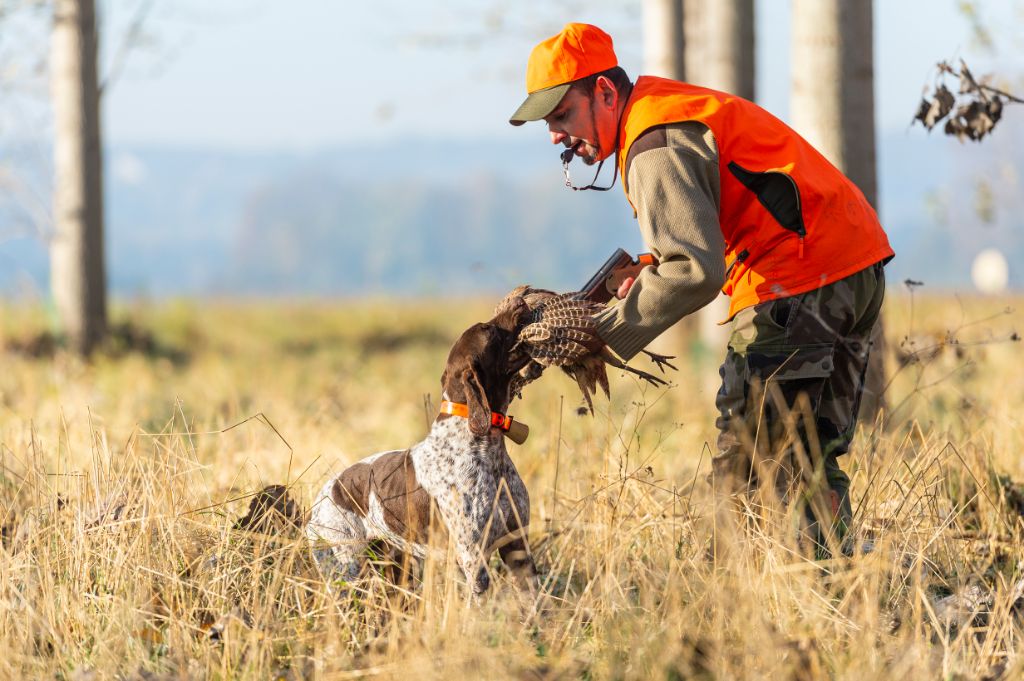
[[560, 148, 619, 192]]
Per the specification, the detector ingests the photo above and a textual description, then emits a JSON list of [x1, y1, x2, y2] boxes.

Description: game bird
[[494, 285, 676, 413]]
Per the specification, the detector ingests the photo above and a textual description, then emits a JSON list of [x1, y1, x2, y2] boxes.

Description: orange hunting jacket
[[618, 76, 894, 319]]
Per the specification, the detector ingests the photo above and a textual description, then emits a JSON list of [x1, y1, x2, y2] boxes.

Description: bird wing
[[500, 287, 675, 414]]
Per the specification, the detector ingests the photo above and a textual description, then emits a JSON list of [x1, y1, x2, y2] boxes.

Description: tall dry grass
[[0, 292, 1021, 679]]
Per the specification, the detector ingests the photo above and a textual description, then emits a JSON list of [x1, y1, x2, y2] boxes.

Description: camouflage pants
[[710, 262, 886, 531]]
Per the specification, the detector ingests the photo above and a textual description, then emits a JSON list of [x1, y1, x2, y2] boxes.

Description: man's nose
[[550, 130, 568, 145]]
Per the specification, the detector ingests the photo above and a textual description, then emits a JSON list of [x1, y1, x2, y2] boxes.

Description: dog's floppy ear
[[493, 295, 530, 333], [462, 367, 491, 436]]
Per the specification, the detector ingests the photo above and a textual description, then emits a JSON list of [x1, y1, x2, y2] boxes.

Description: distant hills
[[1, 123, 1021, 300]]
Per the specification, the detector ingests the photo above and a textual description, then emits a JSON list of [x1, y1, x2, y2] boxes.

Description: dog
[[306, 298, 537, 595]]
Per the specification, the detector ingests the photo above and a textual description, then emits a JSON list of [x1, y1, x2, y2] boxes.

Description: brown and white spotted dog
[[306, 299, 537, 595]]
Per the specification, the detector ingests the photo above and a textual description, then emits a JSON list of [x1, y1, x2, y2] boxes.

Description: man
[[509, 23, 893, 547]]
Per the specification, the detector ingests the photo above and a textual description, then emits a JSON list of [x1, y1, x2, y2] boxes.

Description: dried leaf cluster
[[914, 60, 1022, 142]]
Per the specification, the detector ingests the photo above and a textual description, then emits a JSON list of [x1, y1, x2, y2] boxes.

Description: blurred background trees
[[50, 0, 107, 354], [641, 0, 684, 81], [0, 0, 1018, 368], [683, 0, 755, 357], [790, 0, 887, 420]]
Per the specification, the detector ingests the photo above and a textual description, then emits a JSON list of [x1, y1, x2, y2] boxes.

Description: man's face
[[543, 80, 618, 165]]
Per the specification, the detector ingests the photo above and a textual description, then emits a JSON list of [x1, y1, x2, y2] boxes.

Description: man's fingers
[[616, 276, 635, 299]]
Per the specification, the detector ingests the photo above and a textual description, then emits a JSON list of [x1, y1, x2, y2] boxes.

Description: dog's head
[[441, 296, 532, 436]]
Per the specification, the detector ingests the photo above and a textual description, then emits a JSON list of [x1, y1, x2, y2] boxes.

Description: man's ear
[[462, 367, 491, 436], [595, 75, 617, 109]]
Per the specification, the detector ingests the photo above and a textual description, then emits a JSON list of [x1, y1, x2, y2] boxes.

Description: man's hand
[[616, 276, 635, 299]]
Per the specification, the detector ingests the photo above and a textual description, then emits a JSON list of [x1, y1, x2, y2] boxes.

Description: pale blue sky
[[89, 0, 1021, 151]]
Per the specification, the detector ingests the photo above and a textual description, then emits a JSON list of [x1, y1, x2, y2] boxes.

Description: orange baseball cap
[[509, 23, 618, 126]]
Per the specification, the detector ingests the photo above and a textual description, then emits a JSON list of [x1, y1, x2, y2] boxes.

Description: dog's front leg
[[493, 470, 537, 580], [437, 482, 492, 595]]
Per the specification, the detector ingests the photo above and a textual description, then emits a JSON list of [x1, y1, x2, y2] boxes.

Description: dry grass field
[[1, 291, 1022, 680]]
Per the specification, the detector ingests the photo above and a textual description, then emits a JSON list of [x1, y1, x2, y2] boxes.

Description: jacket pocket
[[745, 344, 835, 383], [728, 161, 807, 242], [766, 296, 799, 331]]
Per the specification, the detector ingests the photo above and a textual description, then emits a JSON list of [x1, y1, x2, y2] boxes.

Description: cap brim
[[509, 82, 571, 126]]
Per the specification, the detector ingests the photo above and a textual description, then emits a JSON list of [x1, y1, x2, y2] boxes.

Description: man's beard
[[582, 95, 602, 165]]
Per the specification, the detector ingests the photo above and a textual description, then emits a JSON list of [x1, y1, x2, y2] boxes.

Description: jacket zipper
[[725, 249, 750, 279]]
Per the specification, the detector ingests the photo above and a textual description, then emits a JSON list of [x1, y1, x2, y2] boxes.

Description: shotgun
[[579, 248, 658, 304]]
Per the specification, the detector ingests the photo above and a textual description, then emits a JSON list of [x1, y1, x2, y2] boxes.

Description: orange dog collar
[[439, 400, 529, 445]]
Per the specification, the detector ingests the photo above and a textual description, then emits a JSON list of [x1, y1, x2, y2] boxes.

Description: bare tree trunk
[[791, 0, 876, 201], [685, 0, 755, 356], [685, 0, 755, 98], [642, 0, 685, 80], [51, 0, 107, 355], [640, 0, 688, 359], [791, 0, 887, 424]]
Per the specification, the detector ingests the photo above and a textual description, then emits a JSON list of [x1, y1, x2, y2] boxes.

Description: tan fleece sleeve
[[594, 121, 726, 361]]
